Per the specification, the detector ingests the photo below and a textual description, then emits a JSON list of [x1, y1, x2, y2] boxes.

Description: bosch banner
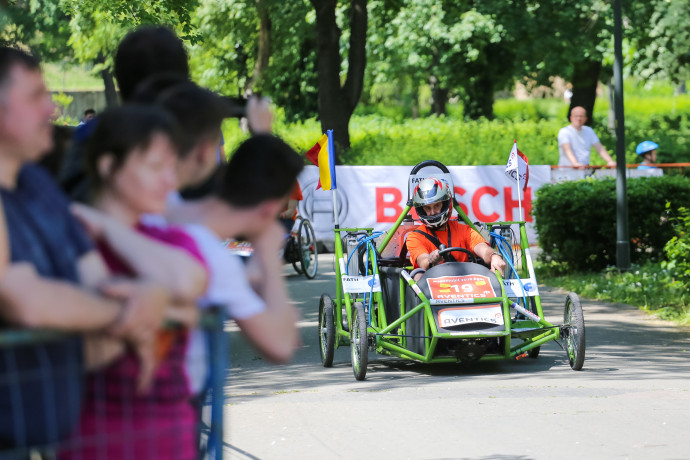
[[297, 165, 551, 246]]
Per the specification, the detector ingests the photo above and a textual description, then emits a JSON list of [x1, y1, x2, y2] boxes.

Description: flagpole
[[326, 129, 339, 227], [516, 163, 523, 222], [514, 141, 523, 222], [332, 188, 339, 227]]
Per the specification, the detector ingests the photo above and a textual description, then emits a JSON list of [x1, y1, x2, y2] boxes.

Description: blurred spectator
[[217, 131, 226, 164], [114, 26, 190, 103], [38, 124, 74, 177], [148, 82, 297, 365], [0, 200, 6, 279], [558, 106, 615, 168], [166, 134, 303, 365], [78, 108, 96, 126], [59, 25, 190, 201], [0, 46, 168, 449], [61, 105, 208, 459]]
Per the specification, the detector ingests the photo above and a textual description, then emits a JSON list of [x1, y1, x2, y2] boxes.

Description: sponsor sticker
[[502, 278, 539, 297], [342, 274, 381, 293], [438, 304, 504, 327]]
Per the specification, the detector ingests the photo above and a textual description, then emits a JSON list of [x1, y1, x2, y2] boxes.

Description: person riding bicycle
[[405, 178, 506, 276]]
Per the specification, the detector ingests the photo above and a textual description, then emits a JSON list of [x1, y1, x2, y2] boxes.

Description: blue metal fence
[[0, 309, 227, 460]]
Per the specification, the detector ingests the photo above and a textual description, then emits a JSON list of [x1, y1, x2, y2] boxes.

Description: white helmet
[[412, 178, 452, 228]]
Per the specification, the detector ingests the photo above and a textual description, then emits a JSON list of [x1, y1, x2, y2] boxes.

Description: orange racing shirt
[[406, 219, 487, 268]]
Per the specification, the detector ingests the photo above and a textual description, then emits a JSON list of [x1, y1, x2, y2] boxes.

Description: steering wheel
[[438, 246, 479, 264]]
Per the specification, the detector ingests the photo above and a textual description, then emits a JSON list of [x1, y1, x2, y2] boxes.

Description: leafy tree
[[191, 0, 319, 122], [310, 0, 367, 152], [368, 0, 513, 119], [0, 0, 71, 61], [629, 0, 690, 85], [59, 0, 199, 106]]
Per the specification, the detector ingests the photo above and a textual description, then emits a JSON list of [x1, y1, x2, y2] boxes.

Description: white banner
[[297, 165, 551, 246]]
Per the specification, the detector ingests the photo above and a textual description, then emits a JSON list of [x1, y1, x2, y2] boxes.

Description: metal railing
[[0, 309, 227, 460]]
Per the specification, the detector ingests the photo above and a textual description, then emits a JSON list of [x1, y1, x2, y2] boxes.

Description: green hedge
[[533, 175, 690, 272], [222, 94, 690, 167]]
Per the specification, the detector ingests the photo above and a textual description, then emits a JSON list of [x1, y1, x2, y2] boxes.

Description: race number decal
[[426, 275, 495, 303], [438, 304, 504, 327]]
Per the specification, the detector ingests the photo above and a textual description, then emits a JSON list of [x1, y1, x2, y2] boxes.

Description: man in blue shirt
[[0, 47, 168, 450]]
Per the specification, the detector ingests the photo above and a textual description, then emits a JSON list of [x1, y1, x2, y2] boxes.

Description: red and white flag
[[505, 140, 529, 192]]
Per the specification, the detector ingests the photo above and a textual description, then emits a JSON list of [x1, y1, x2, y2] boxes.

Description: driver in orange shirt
[[406, 178, 506, 275]]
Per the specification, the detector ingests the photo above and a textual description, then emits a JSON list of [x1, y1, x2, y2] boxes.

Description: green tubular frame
[[331, 197, 560, 363]]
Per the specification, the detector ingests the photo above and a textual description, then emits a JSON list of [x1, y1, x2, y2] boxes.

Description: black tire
[[318, 294, 335, 367], [528, 297, 540, 358], [291, 237, 303, 275], [564, 292, 586, 370], [351, 302, 368, 381], [296, 219, 318, 279]]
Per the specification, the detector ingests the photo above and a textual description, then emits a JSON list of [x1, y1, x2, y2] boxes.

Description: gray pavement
[[221, 254, 690, 460]]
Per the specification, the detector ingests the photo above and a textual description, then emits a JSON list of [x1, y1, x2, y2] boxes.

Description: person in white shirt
[[557, 106, 616, 168]]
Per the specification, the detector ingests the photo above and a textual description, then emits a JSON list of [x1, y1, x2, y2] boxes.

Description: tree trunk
[[311, 0, 367, 159], [96, 53, 118, 107], [429, 75, 448, 116], [246, 0, 271, 92], [411, 83, 419, 119], [463, 74, 495, 120], [568, 59, 602, 126]]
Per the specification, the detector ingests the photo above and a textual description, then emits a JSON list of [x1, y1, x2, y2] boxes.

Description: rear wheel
[[351, 302, 368, 381], [296, 219, 318, 279], [318, 294, 335, 367], [564, 292, 586, 370]]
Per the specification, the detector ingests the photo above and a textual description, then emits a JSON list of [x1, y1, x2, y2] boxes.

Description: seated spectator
[[0, 46, 168, 449]]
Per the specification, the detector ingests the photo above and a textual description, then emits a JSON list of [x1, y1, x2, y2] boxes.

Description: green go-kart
[[318, 160, 585, 380]]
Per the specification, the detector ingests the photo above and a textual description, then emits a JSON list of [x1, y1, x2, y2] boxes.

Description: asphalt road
[[221, 254, 690, 460]]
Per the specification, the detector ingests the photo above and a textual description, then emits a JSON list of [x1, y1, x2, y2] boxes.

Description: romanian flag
[[305, 130, 336, 190]]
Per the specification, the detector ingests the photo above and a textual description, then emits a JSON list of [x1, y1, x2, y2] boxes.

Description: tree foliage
[[629, 0, 690, 84], [191, 0, 319, 122], [2, 0, 687, 150], [0, 0, 72, 60], [368, 0, 512, 118]]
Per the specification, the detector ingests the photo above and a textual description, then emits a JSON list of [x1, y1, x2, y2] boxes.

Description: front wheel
[[528, 298, 540, 358], [351, 302, 368, 381], [564, 292, 586, 370], [297, 219, 318, 279], [318, 294, 335, 367]]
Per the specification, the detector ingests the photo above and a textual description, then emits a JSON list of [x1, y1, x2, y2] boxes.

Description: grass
[[42, 62, 104, 92], [536, 261, 690, 325]]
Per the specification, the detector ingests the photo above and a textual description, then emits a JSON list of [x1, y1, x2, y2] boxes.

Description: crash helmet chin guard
[[412, 178, 452, 229]]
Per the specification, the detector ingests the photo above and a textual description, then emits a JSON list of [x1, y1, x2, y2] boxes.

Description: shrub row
[[533, 175, 690, 272], [223, 95, 689, 167]]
